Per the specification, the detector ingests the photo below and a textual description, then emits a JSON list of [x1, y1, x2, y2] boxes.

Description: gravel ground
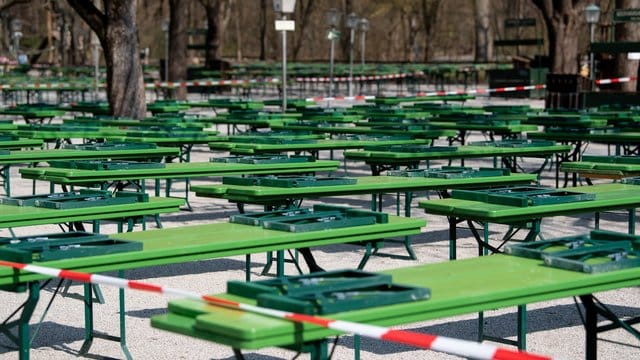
[[0, 96, 638, 360]]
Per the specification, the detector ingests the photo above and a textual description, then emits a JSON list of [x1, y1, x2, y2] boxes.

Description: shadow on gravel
[[334, 303, 640, 355]]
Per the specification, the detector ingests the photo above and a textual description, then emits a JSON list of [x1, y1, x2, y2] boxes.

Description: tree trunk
[[532, 0, 591, 74], [169, 0, 188, 99], [421, 0, 440, 62], [67, 0, 146, 119], [474, 0, 491, 62], [614, 0, 640, 91], [291, 0, 316, 61], [198, 0, 222, 69], [259, 0, 267, 60]]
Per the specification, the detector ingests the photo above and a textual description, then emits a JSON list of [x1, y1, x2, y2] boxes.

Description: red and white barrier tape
[[0, 75, 635, 91], [294, 73, 409, 83], [0, 259, 553, 360], [305, 95, 376, 102], [595, 76, 637, 85]]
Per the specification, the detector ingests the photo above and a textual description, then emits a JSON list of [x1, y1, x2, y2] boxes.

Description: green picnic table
[[19, 159, 340, 210], [272, 122, 456, 139], [0, 105, 66, 124], [0, 146, 179, 196], [560, 155, 640, 181], [428, 121, 539, 145], [344, 142, 571, 175], [151, 251, 639, 360], [146, 100, 191, 114], [192, 171, 537, 265], [418, 183, 640, 260], [0, 196, 183, 232], [367, 94, 474, 105], [209, 137, 432, 157], [0, 137, 43, 149], [527, 131, 640, 186], [0, 214, 423, 360]]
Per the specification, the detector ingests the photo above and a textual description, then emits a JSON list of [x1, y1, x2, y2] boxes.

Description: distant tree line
[[0, 0, 637, 117]]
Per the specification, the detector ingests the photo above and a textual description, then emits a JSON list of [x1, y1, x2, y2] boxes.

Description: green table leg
[[309, 339, 328, 360], [16, 282, 40, 360], [629, 208, 636, 234], [448, 216, 457, 260]]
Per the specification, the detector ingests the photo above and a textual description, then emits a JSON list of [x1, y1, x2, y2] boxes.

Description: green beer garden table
[[344, 143, 571, 175], [0, 215, 424, 360], [418, 183, 640, 260], [151, 253, 639, 360], [0, 147, 180, 196]]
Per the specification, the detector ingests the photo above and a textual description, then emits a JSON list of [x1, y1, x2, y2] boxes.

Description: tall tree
[[614, 0, 640, 91], [168, 0, 188, 99], [420, 0, 440, 62], [67, 0, 146, 119], [531, 0, 592, 73], [259, 0, 267, 60], [291, 0, 316, 61], [474, 0, 492, 62], [197, 0, 231, 70]]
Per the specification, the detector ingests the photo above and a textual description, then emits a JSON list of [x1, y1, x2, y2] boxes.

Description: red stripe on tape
[[286, 313, 333, 327], [59, 269, 92, 283], [493, 348, 552, 360], [0, 260, 26, 270], [128, 280, 163, 293], [381, 330, 437, 349], [201, 295, 240, 307]]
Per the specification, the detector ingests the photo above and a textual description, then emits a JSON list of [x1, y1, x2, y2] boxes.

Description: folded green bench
[[0, 231, 142, 263]]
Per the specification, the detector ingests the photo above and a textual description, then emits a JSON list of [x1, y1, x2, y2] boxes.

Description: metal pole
[[164, 30, 169, 82], [348, 28, 355, 96], [329, 36, 335, 97], [361, 31, 366, 70], [282, 18, 288, 111], [589, 23, 595, 83], [93, 44, 99, 99]]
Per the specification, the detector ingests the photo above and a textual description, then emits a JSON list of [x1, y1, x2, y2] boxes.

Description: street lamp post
[[91, 33, 101, 99], [326, 8, 340, 97], [358, 18, 368, 72], [161, 19, 170, 82], [346, 12, 359, 97], [585, 4, 601, 84], [273, 0, 297, 112], [10, 19, 23, 61]]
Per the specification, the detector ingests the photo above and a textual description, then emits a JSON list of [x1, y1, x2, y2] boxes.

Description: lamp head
[[327, 8, 340, 27], [273, 0, 296, 14], [585, 4, 601, 25], [358, 18, 369, 32], [346, 12, 359, 29]]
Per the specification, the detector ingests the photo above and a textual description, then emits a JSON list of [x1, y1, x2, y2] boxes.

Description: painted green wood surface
[[0, 139, 43, 149], [0, 147, 180, 164], [561, 161, 640, 172], [19, 160, 340, 184], [151, 254, 640, 349], [0, 197, 183, 228], [528, 131, 640, 144], [0, 215, 424, 285], [209, 139, 432, 155], [428, 121, 538, 133], [419, 183, 640, 223], [192, 174, 537, 203], [271, 124, 456, 139], [344, 144, 570, 162]]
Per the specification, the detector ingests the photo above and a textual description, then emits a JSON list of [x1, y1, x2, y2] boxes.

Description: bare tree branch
[[66, 0, 105, 38]]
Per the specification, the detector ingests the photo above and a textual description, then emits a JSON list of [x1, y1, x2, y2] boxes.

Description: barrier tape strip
[[305, 84, 546, 102], [294, 73, 410, 83], [0, 75, 635, 92], [0, 259, 552, 360], [595, 76, 637, 85]]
